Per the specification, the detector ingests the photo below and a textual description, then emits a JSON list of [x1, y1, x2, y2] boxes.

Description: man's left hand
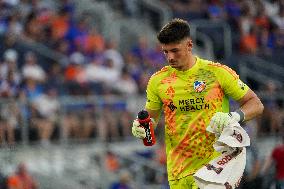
[[209, 112, 241, 133]]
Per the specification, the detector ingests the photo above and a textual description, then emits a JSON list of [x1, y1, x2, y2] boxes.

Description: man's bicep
[[237, 89, 258, 106]]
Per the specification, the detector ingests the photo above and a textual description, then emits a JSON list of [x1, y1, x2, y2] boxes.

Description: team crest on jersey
[[194, 81, 206, 93]]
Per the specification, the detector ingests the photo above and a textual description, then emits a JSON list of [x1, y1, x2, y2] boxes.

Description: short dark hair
[[157, 18, 190, 44]]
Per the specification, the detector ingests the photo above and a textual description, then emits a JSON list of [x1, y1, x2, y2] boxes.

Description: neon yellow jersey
[[145, 56, 249, 181]]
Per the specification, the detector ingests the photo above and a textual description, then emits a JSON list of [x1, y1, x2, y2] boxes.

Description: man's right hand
[[132, 119, 146, 139]]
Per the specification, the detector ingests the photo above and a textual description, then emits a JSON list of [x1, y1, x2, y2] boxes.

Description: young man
[[132, 18, 264, 188]]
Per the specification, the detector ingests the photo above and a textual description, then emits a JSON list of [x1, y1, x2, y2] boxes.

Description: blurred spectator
[[0, 102, 19, 145], [97, 106, 119, 142], [53, 39, 70, 55], [259, 81, 283, 134], [113, 68, 138, 96], [254, 4, 270, 30], [22, 51, 46, 83], [105, 151, 120, 173], [0, 49, 21, 88], [0, 33, 18, 57], [272, 5, 284, 30], [84, 26, 105, 55], [104, 39, 124, 72], [7, 162, 39, 189], [50, 7, 71, 42], [30, 87, 59, 145], [6, 11, 23, 36], [65, 16, 89, 53], [85, 58, 120, 92], [136, 72, 150, 94], [21, 11, 42, 42], [274, 26, 284, 49], [224, 0, 242, 30], [263, 0, 281, 18], [21, 77, 44, 102], [165, 0, 207, 20], [145, 44, 166, 71], [239, 3, 254, 37], [117, 110, 134, 139], [240, 26, 258, 54], [131, 36, 151, 62], [110, 170, 132, 189], [0, 70, 21, 98], [62, 111, 80, 139], [64, 52, 88, 95], [46, 62, 64, 94], [207, 0, 226, 21], [123, 52, 142, 84], [262, 135, 284, 189], [79, 107, 97, 139]]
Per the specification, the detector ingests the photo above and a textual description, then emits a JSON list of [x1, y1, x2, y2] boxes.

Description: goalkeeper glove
[[209, 110, 245, 134], [132, 119, 146, 139]]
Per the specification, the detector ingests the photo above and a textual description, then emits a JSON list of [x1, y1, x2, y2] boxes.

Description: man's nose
[[167, 53, 175, 61]]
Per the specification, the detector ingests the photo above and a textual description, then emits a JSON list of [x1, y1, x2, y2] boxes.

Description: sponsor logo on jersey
[[194, 81, 206, 93], [167, 101, 177, 112]]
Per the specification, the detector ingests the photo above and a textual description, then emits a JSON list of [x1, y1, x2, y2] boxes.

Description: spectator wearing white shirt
[[0, 49, 21, 83], [113, 68, 138, 96], [104, 39, 124, 71], [22, 51, 46, 82]]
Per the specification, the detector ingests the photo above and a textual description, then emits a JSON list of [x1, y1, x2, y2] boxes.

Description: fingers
[[209, 112, 228, 133], [132, 120, 146, 139], [133, 119, 140, 127]]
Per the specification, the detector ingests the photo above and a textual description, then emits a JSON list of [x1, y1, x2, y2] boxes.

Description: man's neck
[[181, 55, 196, 71], [188, 56, 197, 69]]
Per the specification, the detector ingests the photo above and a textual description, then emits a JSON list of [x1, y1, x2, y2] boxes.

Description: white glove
[[208, 112, 242, 134], [132, 119, 146, 139]]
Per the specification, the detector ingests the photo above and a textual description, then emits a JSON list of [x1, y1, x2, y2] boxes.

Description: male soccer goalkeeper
[[132, 18, 264, 189]]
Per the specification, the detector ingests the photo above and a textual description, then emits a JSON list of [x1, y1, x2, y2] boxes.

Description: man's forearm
[[239, 95, 264, 121]]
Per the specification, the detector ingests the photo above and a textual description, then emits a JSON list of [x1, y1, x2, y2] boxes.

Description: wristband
[[236, 109, 245, 123]]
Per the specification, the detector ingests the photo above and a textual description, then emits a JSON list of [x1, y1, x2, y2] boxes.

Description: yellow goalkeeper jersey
[[145, 56, 249, 180]]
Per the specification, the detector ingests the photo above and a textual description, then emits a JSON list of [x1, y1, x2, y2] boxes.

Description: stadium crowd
[[0, 0, 283, 188]]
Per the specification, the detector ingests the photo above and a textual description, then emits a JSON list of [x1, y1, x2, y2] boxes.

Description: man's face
[[161, 38, 193, 71]]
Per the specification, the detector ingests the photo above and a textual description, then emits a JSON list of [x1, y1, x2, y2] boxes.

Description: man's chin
[[170, 64, 178, 69], [170, 64, 183, 71]]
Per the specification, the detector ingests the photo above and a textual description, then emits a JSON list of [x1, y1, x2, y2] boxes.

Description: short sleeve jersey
[[145, 56, 249, 180]]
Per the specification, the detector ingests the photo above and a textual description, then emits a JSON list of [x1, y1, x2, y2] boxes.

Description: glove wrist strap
[[235, 109, 245, 123]]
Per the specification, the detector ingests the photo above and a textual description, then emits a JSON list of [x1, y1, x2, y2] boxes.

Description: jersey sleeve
[[145, 76, 163, 110], [216, 64, 250, 101]]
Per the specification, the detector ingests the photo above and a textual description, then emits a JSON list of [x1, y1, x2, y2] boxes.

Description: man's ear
[[187, 39, 193, 51]]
